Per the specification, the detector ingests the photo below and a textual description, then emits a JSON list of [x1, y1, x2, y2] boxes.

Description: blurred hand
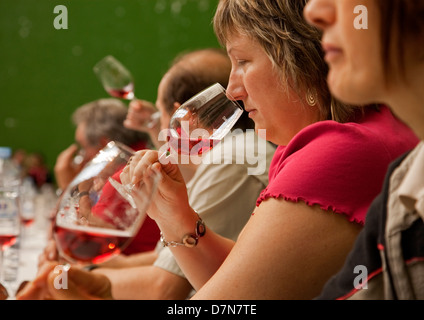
[[54, 144, 83, 190], [17, 261, 113, 300], [38, 239, 59, 269], [124, 99, 159, 132]]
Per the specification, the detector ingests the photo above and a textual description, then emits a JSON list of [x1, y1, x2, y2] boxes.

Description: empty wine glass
[[52, 141, 160, 265], [110, 82, 244, 200], [93, 55, 160, 129]]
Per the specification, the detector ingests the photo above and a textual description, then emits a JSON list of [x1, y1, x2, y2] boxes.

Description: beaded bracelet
[[160, 214, 206, 248]]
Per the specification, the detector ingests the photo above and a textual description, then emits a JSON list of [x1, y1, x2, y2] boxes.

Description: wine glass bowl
[[53, 141, 160, 264], [93, 55, 135, 100], [167, 82, 244, 156], [93, 55, 160, 128], [107, 83, 243, 212]]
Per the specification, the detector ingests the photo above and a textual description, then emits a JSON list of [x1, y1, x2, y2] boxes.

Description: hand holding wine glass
[[93, 55, 160, 129], [124, 99, 161, 133], [113, 83, 243, 206], [119, 83, 243, 224]]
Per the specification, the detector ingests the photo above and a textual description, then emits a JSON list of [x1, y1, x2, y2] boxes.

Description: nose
[[304, 0, 335, 31], [225, 68, 246, 102]]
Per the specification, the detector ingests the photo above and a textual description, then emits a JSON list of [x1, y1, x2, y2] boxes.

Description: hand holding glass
[[53, 141, 160, 264], [113, 82, 243, 201]]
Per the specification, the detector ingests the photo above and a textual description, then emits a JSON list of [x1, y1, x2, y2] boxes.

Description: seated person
[[51, 98, 159, 255], [24, 48, 275, 300]]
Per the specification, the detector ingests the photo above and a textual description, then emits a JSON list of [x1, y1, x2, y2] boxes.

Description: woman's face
[[304, 0, 385, 105], [225, 32, 320, 146]]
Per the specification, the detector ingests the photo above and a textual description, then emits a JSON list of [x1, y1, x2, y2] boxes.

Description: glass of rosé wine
[[93, 55, 160, 129], [167, 82, 243, 156], [52, 141, 160, 265], [112, 82, 244, 199]]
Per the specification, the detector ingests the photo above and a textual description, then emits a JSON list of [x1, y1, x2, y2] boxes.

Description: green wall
[[0, 0, 220, 174]]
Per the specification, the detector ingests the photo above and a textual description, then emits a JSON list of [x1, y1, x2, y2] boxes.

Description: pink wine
[[168, 137, 219, 156], [54, 224, 132, 264], [0, 234, 17, 249], [21, 217, 34, 227], [106, 83, 134, 100]]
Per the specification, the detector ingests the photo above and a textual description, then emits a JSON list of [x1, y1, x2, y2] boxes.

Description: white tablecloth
[[2, 187, 55, 299]]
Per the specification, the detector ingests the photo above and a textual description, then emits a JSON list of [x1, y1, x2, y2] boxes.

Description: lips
[[322, 42, 343, 63], [246, 109, 257, 118]]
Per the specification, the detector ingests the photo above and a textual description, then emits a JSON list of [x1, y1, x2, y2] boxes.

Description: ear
[[173, 102, 181, 112]]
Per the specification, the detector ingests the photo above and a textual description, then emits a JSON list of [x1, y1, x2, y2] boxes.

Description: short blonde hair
[[213, 0, 360, 122]]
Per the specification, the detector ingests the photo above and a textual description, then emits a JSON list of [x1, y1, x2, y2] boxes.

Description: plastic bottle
[[0, 147, 22, 297], [0, 147, 21, 189]]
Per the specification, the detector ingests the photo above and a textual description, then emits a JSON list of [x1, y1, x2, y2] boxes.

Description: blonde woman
[[17, 0, 420, 300]]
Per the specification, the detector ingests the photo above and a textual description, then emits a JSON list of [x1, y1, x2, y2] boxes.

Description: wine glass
[[167, 82, 243, 157], [110, 82, 244, 199], [52, 141, 160, 265], [93, 55, 160, 129], [0, 185, 21, 298], [18, 177, 37, 247]]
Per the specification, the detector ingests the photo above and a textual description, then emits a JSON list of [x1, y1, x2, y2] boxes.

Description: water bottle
[[0, 147, 22, 298], [0, 146, 22, 226], [0, 147, 21, 190]]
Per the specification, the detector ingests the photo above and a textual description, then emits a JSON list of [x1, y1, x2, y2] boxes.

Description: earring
[[330, 102, 336, 121], [306, 89, 317, 106]]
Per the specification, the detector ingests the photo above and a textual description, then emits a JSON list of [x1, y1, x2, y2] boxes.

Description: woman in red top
[[120, 0, 418, 299], [117, 0, 418, 299], [19, 0, 420, 300]]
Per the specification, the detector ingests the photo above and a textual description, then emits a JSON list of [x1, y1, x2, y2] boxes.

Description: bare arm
[[94, 265, 193, 300], [165, 225, 236, 290], [192, 198, 362, 299], [54, 144, 82, 190], [95, 250, 159, 269], [123, 150, 360, 298]]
